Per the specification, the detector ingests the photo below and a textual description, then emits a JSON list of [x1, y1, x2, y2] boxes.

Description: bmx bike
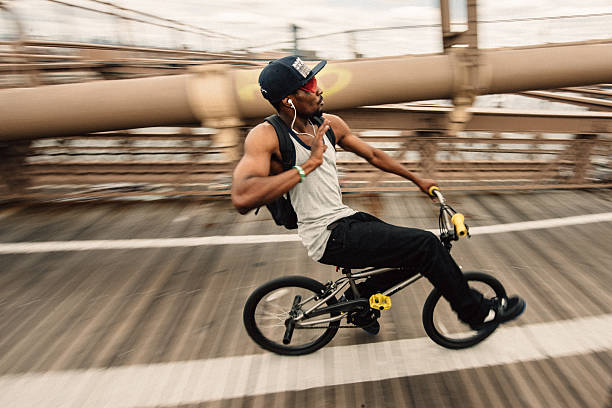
[[243, 188, 507, 356]]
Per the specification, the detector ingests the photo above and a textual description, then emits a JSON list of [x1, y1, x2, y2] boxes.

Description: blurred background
[[1, 0, 611, 200], [0, 1, 611, 407], [3, 0, 612, 56]]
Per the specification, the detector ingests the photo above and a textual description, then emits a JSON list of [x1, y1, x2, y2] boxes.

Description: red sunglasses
[[299, 77, 317, 93]]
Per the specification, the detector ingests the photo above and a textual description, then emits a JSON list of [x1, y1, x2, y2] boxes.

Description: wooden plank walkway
[[0, 189, 610, 407]]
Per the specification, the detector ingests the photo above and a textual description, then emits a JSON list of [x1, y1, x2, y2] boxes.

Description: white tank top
[[288, 128, 356, 260]]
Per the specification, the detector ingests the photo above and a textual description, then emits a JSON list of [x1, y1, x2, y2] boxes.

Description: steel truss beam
[[2, 42, 612, 141], [520, 91, 612, 111], [334, 106, 612, 134]]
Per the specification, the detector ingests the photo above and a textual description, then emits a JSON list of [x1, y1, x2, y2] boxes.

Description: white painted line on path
[[0, 314, 610, 408], [0, 212, 610, 254], [0, 234, 301, 254], [468, 212, 612, 235]]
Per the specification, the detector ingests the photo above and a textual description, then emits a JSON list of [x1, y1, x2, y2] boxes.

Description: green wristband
[[293, 165, 305, 182]]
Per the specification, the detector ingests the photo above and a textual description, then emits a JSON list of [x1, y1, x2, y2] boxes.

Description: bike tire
[[422, 271, 507, 349], [243, 275, 340, 356]]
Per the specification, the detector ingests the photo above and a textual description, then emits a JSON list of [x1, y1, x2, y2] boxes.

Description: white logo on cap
[[292, 57, 311, 78]]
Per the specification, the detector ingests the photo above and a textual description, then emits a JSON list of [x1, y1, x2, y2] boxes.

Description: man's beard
[[311, 108, 324, 119], [310, 96, 324, 119]]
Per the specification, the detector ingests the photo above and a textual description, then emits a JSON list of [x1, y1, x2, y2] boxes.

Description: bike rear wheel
[[243, 276, 340, 356], [422, 271, 506, 349]]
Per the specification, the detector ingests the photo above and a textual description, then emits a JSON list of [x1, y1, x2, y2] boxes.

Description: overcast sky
[[2, 0, 611, 58]]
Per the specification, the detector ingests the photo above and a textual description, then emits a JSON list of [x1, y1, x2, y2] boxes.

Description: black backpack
[[260, 114, 336, 229]]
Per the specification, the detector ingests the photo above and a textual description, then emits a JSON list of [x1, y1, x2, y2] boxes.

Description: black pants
[[319, 212, 489, 325]]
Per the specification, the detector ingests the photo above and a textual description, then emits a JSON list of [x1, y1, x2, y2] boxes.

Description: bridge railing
[[1, 106, 609, 202]]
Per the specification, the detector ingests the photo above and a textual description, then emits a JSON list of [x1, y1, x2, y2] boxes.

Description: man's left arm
[[328, 114, 437, 195]]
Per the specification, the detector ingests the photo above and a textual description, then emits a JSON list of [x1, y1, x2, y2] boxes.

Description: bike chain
[[299, 294, 371, 329]]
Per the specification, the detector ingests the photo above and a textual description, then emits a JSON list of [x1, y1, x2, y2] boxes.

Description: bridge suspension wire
[[44, 0, 241, 41], [85, 0, 242, 40], [243, 11, 612, 51]]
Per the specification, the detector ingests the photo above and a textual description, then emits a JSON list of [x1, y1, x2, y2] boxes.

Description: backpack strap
[[265, 114, 295, 171], [311, 115, 336, 149], [261, 115, 298, 228]]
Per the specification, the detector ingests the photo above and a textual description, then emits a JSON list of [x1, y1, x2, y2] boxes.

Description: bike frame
[[293, 190, 466, 328]]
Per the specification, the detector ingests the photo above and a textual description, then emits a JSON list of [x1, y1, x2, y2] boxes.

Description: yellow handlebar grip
[[428, 186, 440, 197], [451, 213, 468, 238]]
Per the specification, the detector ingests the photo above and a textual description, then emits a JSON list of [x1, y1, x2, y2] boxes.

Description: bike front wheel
[[422, 271, 507, 349], [243, 275, 340, 356]]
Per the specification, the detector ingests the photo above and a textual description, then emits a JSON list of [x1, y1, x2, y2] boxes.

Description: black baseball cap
[[259, 56, 327, 104]]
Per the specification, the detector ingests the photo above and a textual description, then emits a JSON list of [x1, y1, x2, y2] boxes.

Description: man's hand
[[415, 177, 438, 196], [304, 119, 330, 172]]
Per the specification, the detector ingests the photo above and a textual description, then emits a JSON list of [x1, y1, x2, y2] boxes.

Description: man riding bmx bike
[[231, 56, 525, 334]]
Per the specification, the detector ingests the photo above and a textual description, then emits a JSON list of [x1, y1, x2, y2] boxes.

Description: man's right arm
[[231, 122, 327, 214]]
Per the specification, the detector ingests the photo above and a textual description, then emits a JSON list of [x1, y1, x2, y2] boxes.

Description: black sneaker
[[361, 319, 380, 335], [470, 296, 526, 330], [349, 309, 381, 335]]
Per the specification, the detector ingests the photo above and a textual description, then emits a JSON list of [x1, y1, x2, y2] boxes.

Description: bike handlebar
[[427, 186, 469, 240], [451, 213, 468, 238], [428, 185, 440, 198], [428, 186, 447, 206]]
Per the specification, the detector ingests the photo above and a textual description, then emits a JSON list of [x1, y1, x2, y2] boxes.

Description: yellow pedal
[[369, 293, 391, 311]]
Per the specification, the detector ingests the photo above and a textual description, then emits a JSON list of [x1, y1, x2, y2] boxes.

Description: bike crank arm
[[283, 295, 302, 345]]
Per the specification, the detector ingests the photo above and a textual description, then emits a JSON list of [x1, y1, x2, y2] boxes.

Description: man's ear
[[281, 97, 293, 109]]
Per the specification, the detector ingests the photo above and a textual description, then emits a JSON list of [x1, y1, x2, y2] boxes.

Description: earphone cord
[[290, 105, 316, 137]]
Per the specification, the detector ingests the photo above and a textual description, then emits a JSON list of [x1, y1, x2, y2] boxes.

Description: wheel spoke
[[256, 313, 286, 321], [256, 321, 285, 328], [261, 301, 290, 314]]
